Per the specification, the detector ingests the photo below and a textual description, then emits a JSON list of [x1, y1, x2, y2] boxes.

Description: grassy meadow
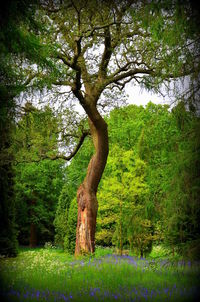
[[0, 246, 199, 302]]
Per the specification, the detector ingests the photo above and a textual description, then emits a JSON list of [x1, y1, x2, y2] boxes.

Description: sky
[[18, 78, 175, 116], [125, 83, 172, 107], [72, 85, 171, 115]]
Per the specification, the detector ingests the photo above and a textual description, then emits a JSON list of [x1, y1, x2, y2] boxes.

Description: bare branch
[[57, 52, 73, 68], [106, 68, 154, 87], [113, 77, 133, 91], [98, 27, 112, 79], [52, 80, 73, 87], [15, 130, 89, 165], [23, 73, 38, 86], [50, 130, 89, 161], [83, 22, 117, 37]]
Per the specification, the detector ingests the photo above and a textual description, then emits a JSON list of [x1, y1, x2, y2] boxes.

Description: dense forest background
[[4, 101, 199, 259]]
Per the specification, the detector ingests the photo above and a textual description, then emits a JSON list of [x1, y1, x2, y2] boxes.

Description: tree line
[[10, 101, 200, 259]]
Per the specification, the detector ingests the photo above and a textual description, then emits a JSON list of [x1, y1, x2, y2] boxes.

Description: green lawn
[[0, 247, 199, 301]]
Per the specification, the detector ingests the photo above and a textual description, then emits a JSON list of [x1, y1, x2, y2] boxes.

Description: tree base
[[75, 184, 98, 256]]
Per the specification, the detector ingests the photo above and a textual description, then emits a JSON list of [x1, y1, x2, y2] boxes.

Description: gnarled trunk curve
[[75, 112, 108, 256]]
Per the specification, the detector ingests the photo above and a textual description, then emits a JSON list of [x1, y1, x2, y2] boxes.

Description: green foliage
[[127, 206, 154, 257], [129, 1, 200, 101], [63, 198, 78, 254], [63, 102, 199, 258], [13, 103, 60, 162], [15, 159, 64, 245], [0, 99, 18, 257], [97, 145, 149, 254], [162, 107, 200, 257], [13, 105, 64, 245], [0, 0, 58, 100], [54, 206, 68, 247], [9, 100, 200, 259], [54, 185, 73, 247]]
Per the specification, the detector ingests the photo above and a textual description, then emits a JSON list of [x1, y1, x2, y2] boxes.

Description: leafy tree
[[0, 97, 19, 256], [0, 0, 58, 256], [162, 105, 200, 258], [0, 120, 18, 256], [97, 146, 148, 255], [15, 160, 64, 246], [13, 104, 64, 246], [108, 105, 146, 151], [11, 0, 200, 255], [105, 103, 177, 235]]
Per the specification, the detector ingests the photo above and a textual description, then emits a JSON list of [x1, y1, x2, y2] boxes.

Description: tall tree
[[97, 146, 149, 256], [162, 104, 200, 258], [0, 99, 18, 256], [0, 0, 57, 256], [15, 0, 200, 255], [0, 0, 38, 256]]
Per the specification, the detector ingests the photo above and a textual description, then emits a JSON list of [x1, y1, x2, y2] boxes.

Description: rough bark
[[75, 111, 108, 255]]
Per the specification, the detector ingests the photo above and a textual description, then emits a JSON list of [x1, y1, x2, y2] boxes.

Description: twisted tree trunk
[[75, 110, 108, 255]]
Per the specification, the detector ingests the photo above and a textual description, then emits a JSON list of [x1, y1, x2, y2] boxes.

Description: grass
[[0, 246, 199, 302]]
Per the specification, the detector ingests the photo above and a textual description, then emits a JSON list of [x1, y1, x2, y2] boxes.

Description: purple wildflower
[[36, 290, 40, 298], [23, 291, 30, 299]]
